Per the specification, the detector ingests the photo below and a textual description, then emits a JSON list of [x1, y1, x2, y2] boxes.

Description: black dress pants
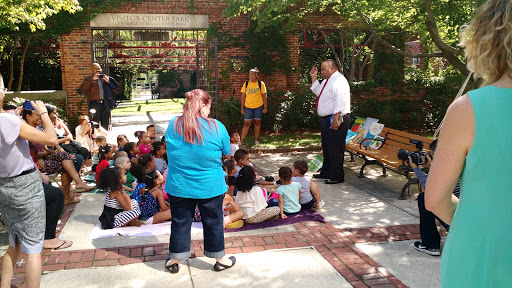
[[43, 183, 65, 240], [417, 192, 449, 249], [319, 114, 351, 182], [88, 100, 111, 131]]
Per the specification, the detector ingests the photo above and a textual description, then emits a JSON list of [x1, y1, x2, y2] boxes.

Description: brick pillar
[[286, 32, 300, 89], [60, 24, 93, 117]]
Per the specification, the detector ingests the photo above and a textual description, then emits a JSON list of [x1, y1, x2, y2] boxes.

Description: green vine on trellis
[[207, 21, 293, 77]]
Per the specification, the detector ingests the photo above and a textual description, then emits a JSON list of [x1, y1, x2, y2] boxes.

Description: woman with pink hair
[[164, 89, 235, 273]]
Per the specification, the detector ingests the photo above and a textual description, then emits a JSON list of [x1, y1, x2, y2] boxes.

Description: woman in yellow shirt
[[240, 68, 267, 145]]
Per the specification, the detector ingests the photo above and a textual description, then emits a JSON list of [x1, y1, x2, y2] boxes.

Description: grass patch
[[112, 99, 185, 115], [243, 132, 321, 148]]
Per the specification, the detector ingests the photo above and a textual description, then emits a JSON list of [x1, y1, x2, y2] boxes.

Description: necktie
[[315, 79, 328, 112], [98, 79, 104, 100]]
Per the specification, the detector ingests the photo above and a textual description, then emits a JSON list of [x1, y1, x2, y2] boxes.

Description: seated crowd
[[6, 101, 328, 251]]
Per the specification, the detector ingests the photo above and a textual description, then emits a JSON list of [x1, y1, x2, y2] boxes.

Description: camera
[[98, 74, 106, 78], [397, 140, 429, 165], [90, 121, 100, 129]]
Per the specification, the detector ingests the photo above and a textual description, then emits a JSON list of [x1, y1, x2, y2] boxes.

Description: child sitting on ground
[[91, 136, 107, 172], [124, 142, 140, 166], [117, 134, 129, 152], [233, 148, 274, 185], [223, 160, 237, 197], [147, 125, 157, 144], [223, 193, 244, 229], [228, 131, 240, 161], [130, 154, 156, 202], [95, 144, 114, 183], [98, 167, 141, 229], [235, 166, 280, 224], [138, 170, 171, 224], [291, 160, 325, 210], [114, 154, 134, 193], [276, 166, 301, 219], [152, 141, 167, 174], [136, 131, 152, 156]]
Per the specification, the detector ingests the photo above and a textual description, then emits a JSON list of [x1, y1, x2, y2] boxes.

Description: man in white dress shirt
[[310, 59, 351, 184]]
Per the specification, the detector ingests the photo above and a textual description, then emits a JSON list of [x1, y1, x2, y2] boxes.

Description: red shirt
[[95, 159, 111, 183]]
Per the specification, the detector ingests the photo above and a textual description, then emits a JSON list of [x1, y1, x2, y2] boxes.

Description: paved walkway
[[0, 112, 447, 287]]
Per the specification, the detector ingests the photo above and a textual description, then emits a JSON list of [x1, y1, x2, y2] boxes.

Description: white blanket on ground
[[89, 222, 203, 239]]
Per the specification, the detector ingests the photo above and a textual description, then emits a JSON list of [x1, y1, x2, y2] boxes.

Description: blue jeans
[[168, 194, 225, 261], [72, 154, 84, 173]]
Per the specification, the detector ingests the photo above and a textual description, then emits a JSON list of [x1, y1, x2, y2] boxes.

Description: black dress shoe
[[325, 180, 341, 184], [313, 174, 328, 179]]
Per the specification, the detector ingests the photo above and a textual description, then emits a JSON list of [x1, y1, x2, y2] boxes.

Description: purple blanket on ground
[[225, 209, 326, 232]]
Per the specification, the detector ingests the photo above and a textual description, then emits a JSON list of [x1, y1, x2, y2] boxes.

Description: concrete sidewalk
[[1, 111, 446, 288]]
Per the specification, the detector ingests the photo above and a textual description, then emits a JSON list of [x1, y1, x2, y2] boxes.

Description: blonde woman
[[164, 89, 236, 273], [0, 74, 58, 288], [425, 1, 512, 286]]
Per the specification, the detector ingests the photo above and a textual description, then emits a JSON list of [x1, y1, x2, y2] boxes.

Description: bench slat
[[387, 129, 433, 144]]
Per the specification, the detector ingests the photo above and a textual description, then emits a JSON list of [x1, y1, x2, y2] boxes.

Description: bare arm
[[154, 188, 169, 211], [223, 194, 239, 213], [113, 190, 134, 211], [241, 92, 246, 115], [278, 194, 287, 218], [226, 185, 235, 197], [262, 93, 268, 113], [425, 95, 474, 224], [18, 101, 58, 146], [59, 119, 73, 139]]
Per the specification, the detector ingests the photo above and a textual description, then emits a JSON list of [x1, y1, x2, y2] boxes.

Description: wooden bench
[[345, 128, 434, 199]]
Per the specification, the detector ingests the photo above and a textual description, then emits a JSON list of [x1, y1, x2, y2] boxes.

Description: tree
[[223, 0, 487, 76], [0, 0, 81, 32]]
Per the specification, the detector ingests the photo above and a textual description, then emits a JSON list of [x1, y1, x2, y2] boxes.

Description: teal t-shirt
[[276, 182, 301, 213], [164, 117, 230, 199]]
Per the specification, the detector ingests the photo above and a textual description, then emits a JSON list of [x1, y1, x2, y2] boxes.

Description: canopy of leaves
[[223, 0, 486, 74], [0, 0, 82, 32]]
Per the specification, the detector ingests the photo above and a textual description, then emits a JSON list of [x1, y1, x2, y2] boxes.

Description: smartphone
[[22, 100, 35, 110]]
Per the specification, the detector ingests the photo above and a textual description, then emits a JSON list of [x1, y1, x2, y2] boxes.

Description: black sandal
[[214, 256, 236, 272], [165, 262, 179, 274]]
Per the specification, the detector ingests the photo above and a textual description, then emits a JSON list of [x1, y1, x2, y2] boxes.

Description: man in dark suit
[[79, 63, 119, 130]]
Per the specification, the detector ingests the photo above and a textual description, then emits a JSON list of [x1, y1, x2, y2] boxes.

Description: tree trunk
[[7, 37, 17, 91], [320, 30, 343, 73], [16, 35, 32, 91], [359, 43, 375, 81], [349, 35, 356, 83]]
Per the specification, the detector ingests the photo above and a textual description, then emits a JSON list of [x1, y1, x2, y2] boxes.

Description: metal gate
[[196, 38, 219, 118], [92, 33, 109, 74]]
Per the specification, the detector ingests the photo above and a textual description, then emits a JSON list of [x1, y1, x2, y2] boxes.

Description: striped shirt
[[104, 189, 124, 209]]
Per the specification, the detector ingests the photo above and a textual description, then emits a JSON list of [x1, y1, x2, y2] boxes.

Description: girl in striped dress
[[98, 167, 141, 229]]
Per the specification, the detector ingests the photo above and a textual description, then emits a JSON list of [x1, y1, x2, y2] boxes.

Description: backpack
[[244, 80, 262, 91]]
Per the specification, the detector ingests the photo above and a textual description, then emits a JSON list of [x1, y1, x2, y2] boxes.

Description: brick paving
[[4, 197, 447, 288], [1, 145, 433, 287]]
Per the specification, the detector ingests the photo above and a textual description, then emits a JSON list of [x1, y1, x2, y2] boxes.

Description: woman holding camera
[[425, 1, 512, 287], [0, 74, 57, 288], [75, 114, 108, 152]]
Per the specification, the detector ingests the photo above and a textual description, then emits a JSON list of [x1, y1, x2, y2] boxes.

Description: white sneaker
[[254, 141, 259, 145], [317, 199, 326, 209]]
